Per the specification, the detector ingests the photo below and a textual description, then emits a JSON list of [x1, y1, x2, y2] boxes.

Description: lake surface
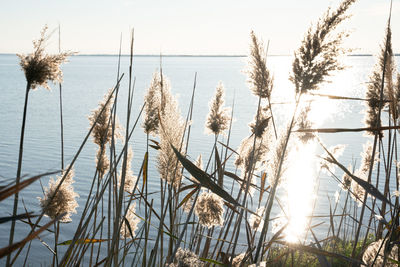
[[0, 54, 399, 265]]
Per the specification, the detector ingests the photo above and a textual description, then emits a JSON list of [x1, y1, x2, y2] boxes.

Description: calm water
[[0, 54, 399, 265]]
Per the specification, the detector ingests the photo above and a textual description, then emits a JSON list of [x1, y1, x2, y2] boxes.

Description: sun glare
[[274, 93, 339, 243], [283, 142, 317, 242]]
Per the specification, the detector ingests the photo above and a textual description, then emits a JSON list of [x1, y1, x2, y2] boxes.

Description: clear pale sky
[[1, 0, 399, 55]]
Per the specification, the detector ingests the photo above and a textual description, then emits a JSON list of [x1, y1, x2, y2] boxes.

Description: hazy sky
[[1, 0, 399, 55]]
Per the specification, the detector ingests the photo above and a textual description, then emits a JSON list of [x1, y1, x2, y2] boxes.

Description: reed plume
[[120, 202, 140, 239], [364, 25, 396, 136], [89, 89, 119, 147], [205, 82, 230, 136], [156, 74, 186, 187], [143, 72, 162, 136], [362, 239, 398, 267], [39, 167, 79, 223], [296, 104, 315, 143], [232, 253, 246, 267], [266, 128, 291, 186], [249, 207, 265, 232], [235, 136, 268, 196], [89, 89, 122, 177], [246, 31, 277, 138], [247, 31, 274, 99], [168, 248, 204, 267], [235, 136, 268, 174], [17, 25, 74, 90], [249, 106, 271, 138], [96, 148, 110, 175], [351, 142, 379, 204], [195, 191, 224, 228], [8, 26, 74, 262], [340, 164, 352, 191], [290, 0, 355, 94], [118, 146, 137, 193]]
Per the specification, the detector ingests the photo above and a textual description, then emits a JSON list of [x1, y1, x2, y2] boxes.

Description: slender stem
[[7, 82, 30, 266], [58, 25, 64, 170]]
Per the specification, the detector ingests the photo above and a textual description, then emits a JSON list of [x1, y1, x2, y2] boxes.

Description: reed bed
[[1, 0, 400, 266]]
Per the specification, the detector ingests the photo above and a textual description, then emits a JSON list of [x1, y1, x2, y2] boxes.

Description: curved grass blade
[[177, 186, 198, 210], [0, 212, 36, 224], [0, 171, 59, 202], [58, 239, 110, 246], [141, 152, 148, 193], [215, 147, 223, 187], [199, 257, 226, 266], [0, 213, 63, 258], [171, 145, 240, 207]]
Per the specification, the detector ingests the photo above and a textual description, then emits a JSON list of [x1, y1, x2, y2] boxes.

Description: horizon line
[[1, 53, 398, 57]]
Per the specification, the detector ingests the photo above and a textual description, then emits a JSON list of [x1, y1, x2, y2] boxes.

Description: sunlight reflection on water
[[269, 58, 353, 242]]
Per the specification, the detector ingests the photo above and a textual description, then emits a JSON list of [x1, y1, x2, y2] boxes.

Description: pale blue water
[[0, 54, 399, 265]]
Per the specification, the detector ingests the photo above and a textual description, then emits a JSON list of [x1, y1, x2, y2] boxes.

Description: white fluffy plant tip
[[17, 25, 74, 90], [362, 239, 399, 267], [143, 72, 162, 136], [249, 207, 265, 232], [39, 167, 79, 223], [194, 191, 224, 228], [168, 248, 204, 267], [247, 31, 274, 99], [120, 202, 140, 239], [88, 89, 116, 147], [205, 82, 231, 136], [118, 146, 137, 193], [232, 253, 246, 267], [290, 0, 355, 94]]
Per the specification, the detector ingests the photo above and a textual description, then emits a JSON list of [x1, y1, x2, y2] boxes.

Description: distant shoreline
[[1, 53, 399, 57]]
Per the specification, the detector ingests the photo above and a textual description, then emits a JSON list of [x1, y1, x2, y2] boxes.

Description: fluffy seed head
[[195, 191, 224, 228], [340, 165, 352, 191], [156, 75, 186, 187], [143, 72, 162, 136], [168, 248, 204, 267], [39, 167, 79, 223], [296, 104, 315, 143], [267, 128, 291, 186], [247, 31, 274, 98], [249, 106, 271, 138], [17, 25, 74, 90], [118, 146, 137, 193], [235, 136, 269, 175], [364, 26, 396, 136], [96, 148, 110, 176], [362, 239, 398, 267], [232, 253, 246, 267], [351, 142, 379, 204], [249, 207, 265, 232], [290, 0, 355, 93], [89, 89, 121, 147], [205, 82, 231, 135]]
